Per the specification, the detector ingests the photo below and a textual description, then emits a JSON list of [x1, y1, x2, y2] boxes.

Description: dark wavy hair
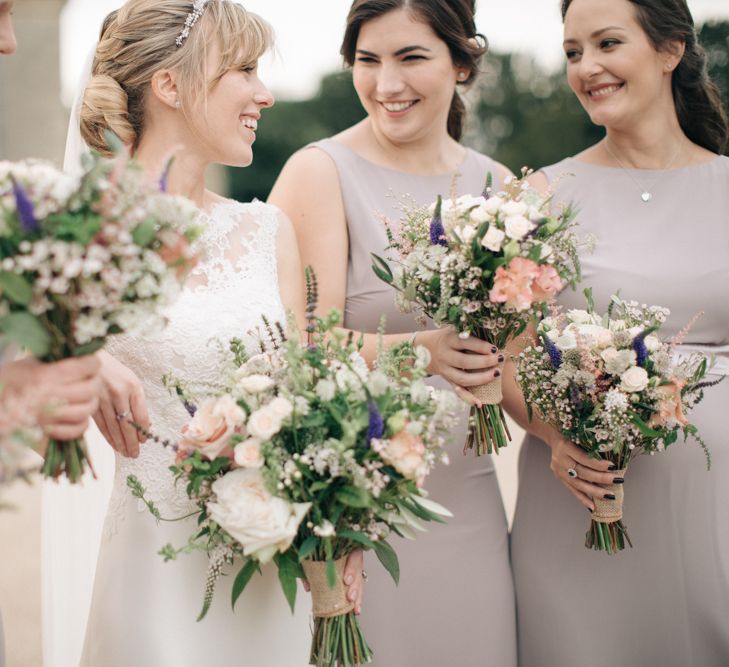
[[341, 0, 487, 141], [562, 0, 729, 154]]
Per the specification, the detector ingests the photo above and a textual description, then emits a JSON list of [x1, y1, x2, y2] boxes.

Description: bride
[[47, 1, 362, 664]]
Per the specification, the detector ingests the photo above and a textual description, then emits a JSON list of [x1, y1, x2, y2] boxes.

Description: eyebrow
[[564, 26, 626, 45], [356, 45, 432, 57]]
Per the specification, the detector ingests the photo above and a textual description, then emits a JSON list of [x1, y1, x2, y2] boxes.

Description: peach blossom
[[649, 379, 689, 428], [489, 257, 540, 311], [178, 396, 245, 461], [381, 429, 428, 486], [532, 264, 563, 302]]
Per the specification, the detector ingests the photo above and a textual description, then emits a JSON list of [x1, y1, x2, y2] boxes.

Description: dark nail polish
[[604, 493, 616, 500], [491, 346, 498, 354], [608, 464, 617, 471], [494, 370, 501, 378], [588, 508, 593, 513], [498, 354, 505, 363], [613, 477, 625, 484]]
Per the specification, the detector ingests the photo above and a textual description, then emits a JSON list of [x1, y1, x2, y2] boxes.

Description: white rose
[[600, 347, 620, 365], [267, 396, 293, 421], [460, 225, 477, 243], [469, 206, 490, 224], [500, 200, 528, 218], [237, 374, 275, 393], [207, 469, 310, 564], [315, 379, 336, 402], [247, 407, 282, 440], [620, 366, 649, 393], [644, 335, 662, 352], [234, 438, 264, 468], [481, 225, 506, 252], [482, 195, 505, 215], [504, 215, 534, 240], [567, 309, 594, 324], [554, 331, 577, 351]]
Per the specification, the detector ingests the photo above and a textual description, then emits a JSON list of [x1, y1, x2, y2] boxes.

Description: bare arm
[[269, 147, 501, 391], [274, 209, 306, 332]]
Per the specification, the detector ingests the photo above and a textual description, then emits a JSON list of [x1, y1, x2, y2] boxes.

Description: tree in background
[[229, 20, 729, 202]]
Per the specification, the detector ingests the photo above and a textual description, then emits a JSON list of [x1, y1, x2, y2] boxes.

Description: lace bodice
[[104, 200, 286, 535]]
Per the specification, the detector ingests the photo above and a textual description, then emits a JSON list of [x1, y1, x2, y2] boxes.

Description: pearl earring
[[457, 71, 467, 81], [175, 99, 181, 109]]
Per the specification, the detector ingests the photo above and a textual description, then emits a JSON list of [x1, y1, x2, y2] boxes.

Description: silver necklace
[[603, 141, 683, 203]]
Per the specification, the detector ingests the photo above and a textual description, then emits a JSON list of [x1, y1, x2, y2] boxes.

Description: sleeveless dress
[[511, 156, 729, 667], [311, 139, 517, 667], [80, 201, 310, 666]]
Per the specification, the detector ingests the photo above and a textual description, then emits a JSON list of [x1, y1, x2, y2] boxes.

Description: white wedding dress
[[79, 200, 310, 666]]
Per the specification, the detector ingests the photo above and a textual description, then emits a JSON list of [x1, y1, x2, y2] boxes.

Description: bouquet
[[129, 272, 460, 666], [516, 291, 718, 554], [373, 171, 582, 455], [0, 149, 201, 482]]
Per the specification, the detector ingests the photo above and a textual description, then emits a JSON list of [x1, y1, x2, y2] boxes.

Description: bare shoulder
[[273, 145, 340, 191], [526, 170, 550, 194]]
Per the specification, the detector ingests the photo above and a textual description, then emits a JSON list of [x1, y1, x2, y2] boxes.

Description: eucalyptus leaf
[[0, 271, 33, 306], [0, 312, 51, 357]]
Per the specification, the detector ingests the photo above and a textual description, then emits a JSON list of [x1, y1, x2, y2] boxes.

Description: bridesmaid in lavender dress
[[504, 1, 729, 665], [270, 1, 517, 665]]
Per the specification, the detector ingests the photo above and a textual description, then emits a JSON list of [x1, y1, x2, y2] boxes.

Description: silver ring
[[567, 463, 578, 479], [362, 570, 368, 583], [116, 410, 130, 421]]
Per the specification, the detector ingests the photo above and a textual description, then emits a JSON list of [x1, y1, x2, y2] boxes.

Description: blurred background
[[1, 0, 728, 665]]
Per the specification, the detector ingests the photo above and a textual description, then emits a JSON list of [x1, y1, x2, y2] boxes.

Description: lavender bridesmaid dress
[[309, 139, 517, 667], [511, 156, 729, 667]]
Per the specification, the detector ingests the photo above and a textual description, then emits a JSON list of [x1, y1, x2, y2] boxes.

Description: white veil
[[41, 46, 117, 667]]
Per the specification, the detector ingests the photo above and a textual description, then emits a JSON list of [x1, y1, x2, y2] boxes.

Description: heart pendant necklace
[[604, 141, 682, 203]]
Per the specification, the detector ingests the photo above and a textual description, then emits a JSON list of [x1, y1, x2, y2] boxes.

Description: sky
[[60, 0, 729, 106]]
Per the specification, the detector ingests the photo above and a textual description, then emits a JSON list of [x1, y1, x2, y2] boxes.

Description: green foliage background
[[228, 20, 729, 203]]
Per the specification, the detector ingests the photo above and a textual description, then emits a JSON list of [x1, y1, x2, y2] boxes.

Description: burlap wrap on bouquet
[[592, 469, 626, 524], [471, 373, 503, 405], [302, 557, 355, 618]]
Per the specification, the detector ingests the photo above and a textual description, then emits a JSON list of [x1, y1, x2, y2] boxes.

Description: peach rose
[[649, 379, 689, 428], [380, 429, 428, 486], [234, 437, 265, 469], [531, 264, 563, 302], [179, 395, 245, 461], [489, 257, 540, 311]]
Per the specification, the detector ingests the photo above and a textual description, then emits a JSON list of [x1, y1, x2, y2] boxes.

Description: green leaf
[[0, 272, 33, 306], [132, 219, 157, 247], [73, 339, 106, 357], [370, 254, 394, 284], [630, 414, 663, 438], [334, 486, 372, 508], [231, 559, 258, 610], [276, 552, 300, 613], [583, 287, 595, 313], [373, 539, 400, 585], [297, 535, 319, 562], [337, 529, 376, 550], [0, 312, 50, 357], [503, 239, 520, 261]]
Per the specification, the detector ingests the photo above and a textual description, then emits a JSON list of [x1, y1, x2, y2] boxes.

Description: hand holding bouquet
[[373, 171, 582, 455], [516, 291, 718, 554], [129, 272, 460, 666], [0, 150, 201, 482]]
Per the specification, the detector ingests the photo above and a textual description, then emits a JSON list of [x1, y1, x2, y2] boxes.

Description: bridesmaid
[[505, 1, 729, 665], [270, 1, 517, 664]]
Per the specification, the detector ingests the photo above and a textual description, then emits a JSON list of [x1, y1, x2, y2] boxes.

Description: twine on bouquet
[[592, 470, 626, 523], [471, 371, 504, 405], [302, 558, 355, 618]]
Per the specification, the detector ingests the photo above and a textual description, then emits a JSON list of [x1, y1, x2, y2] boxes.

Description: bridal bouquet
[[129, 272, 459, 666], [0, 150, 201, 482], [516, 291, 716, 554], [373, 171, 582, 455]]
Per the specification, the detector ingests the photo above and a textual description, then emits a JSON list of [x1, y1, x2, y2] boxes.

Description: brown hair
[[562, 0, 729, 154], [341, 0, 487, 141], [81, 0, 273, 155]]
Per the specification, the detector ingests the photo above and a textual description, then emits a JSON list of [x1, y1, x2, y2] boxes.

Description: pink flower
[[379, 429, 428, 487], [178, 396, 245, 461], [532, 265, 563, 302], [489, 257, 540, 311]]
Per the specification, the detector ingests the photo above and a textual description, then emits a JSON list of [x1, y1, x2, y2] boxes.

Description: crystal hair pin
[[175, 0, 208, 48]]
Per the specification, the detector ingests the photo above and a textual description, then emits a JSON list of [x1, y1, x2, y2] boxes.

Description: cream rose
[[207, 469, 311, 563], [554, 331, 577, 351], [481, 226, 506, 252], [460, 224, 478, 243], [500, 200, 528, 218], [179, 395, 245, 461], [380, 430, 428, 486], [504, 215, 533, 240], [234, 437, 265, 468], [247, 407, 282, 440], [469, 206, 490, 224], [620, 366, 650, 393], [267, 396, 293, 421], [237, 374, 275, 393], [482, 195, 505, 215]]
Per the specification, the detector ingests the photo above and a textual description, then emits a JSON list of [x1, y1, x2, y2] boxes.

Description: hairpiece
[[176, 0, 208, 48]]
